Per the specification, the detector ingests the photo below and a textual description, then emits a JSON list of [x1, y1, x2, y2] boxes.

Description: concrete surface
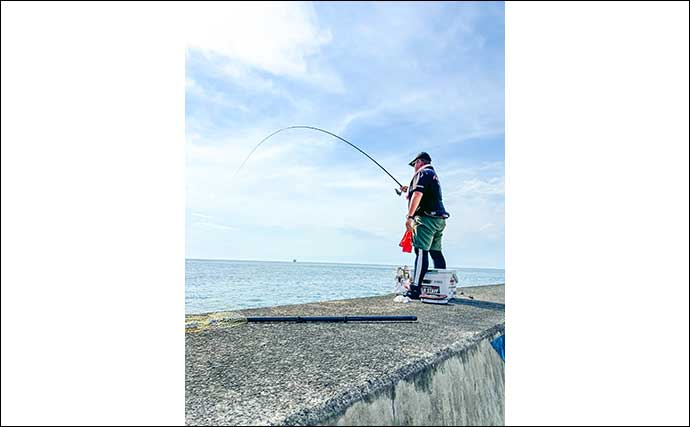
[[186, 284, 505, 426], [324, 335, 504, 426]]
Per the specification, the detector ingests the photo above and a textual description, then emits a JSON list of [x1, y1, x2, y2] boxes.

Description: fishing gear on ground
[[185, 313, 418, 332]]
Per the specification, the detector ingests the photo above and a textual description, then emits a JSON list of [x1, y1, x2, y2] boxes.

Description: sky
[[185, 2, 504, 268]]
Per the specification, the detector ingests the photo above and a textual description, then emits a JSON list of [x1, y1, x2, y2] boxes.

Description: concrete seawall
[[186, 285, 505, 426], [323, 329, 504, 426]]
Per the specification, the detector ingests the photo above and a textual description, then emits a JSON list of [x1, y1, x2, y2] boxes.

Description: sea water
[[185, 259, 505, 314]]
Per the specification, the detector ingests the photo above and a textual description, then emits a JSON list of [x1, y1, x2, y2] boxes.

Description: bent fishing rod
[[233, 126, 406, 195]]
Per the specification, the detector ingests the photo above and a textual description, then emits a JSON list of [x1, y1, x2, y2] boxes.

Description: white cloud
[[193, 221, 237, 232], [446, 176, 505, 198], [335, 92, 431, 134], [478, 222, 494, 232], [186, 77, 251, 112], [191, 212, 212, 220], [185, 2, 343, 92]]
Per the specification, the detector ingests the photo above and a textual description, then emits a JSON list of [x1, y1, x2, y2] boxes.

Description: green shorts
[[412, 215, 446, 251]]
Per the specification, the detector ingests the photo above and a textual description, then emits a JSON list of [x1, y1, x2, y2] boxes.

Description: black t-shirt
[[408, 166, 449, 218]]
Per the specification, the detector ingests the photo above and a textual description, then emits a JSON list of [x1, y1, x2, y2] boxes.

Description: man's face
[[414, 159, 423, 171]]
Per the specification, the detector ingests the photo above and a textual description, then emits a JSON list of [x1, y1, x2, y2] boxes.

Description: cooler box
[[418, 269, 459, 304]]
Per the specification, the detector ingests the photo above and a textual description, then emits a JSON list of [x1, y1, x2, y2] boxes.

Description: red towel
[[399, 229, 413, 253]]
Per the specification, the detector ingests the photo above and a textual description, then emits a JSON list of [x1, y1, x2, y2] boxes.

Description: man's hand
[[400, 185, 408, 193], [405, 218, 415, 232]]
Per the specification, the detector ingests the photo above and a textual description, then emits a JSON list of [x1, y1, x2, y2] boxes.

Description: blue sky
[[186, 2, 504, 268]]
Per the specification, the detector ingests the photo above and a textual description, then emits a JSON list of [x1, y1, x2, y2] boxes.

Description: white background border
[[506, 2, 688, 425]]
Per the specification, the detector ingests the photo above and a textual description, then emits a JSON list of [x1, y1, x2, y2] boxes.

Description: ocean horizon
[[186, 258, 505, 314], [187, 257, 504, 270]]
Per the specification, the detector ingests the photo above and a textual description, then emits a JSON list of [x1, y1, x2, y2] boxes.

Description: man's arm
[[405, 192, 423, 232], [407, 192, 423, 218]]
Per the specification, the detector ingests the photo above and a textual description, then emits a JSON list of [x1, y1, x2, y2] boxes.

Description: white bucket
[[418, 269, 459, 304]]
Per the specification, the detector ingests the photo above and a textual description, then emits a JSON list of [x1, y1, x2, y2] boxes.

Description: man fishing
[[399, 152, 449, 300], [236, 128, 450, 301]]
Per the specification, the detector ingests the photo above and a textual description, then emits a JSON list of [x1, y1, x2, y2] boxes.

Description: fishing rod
[[233, 126, 405, 196], [246, 315, 417, 323], [185, 314, 418, 331]]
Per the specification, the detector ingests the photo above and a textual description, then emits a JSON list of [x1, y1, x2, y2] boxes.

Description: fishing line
[[233, 126, 404, 194]]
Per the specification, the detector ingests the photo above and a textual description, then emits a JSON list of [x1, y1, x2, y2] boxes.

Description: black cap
[[408, 152, 431, 166]]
